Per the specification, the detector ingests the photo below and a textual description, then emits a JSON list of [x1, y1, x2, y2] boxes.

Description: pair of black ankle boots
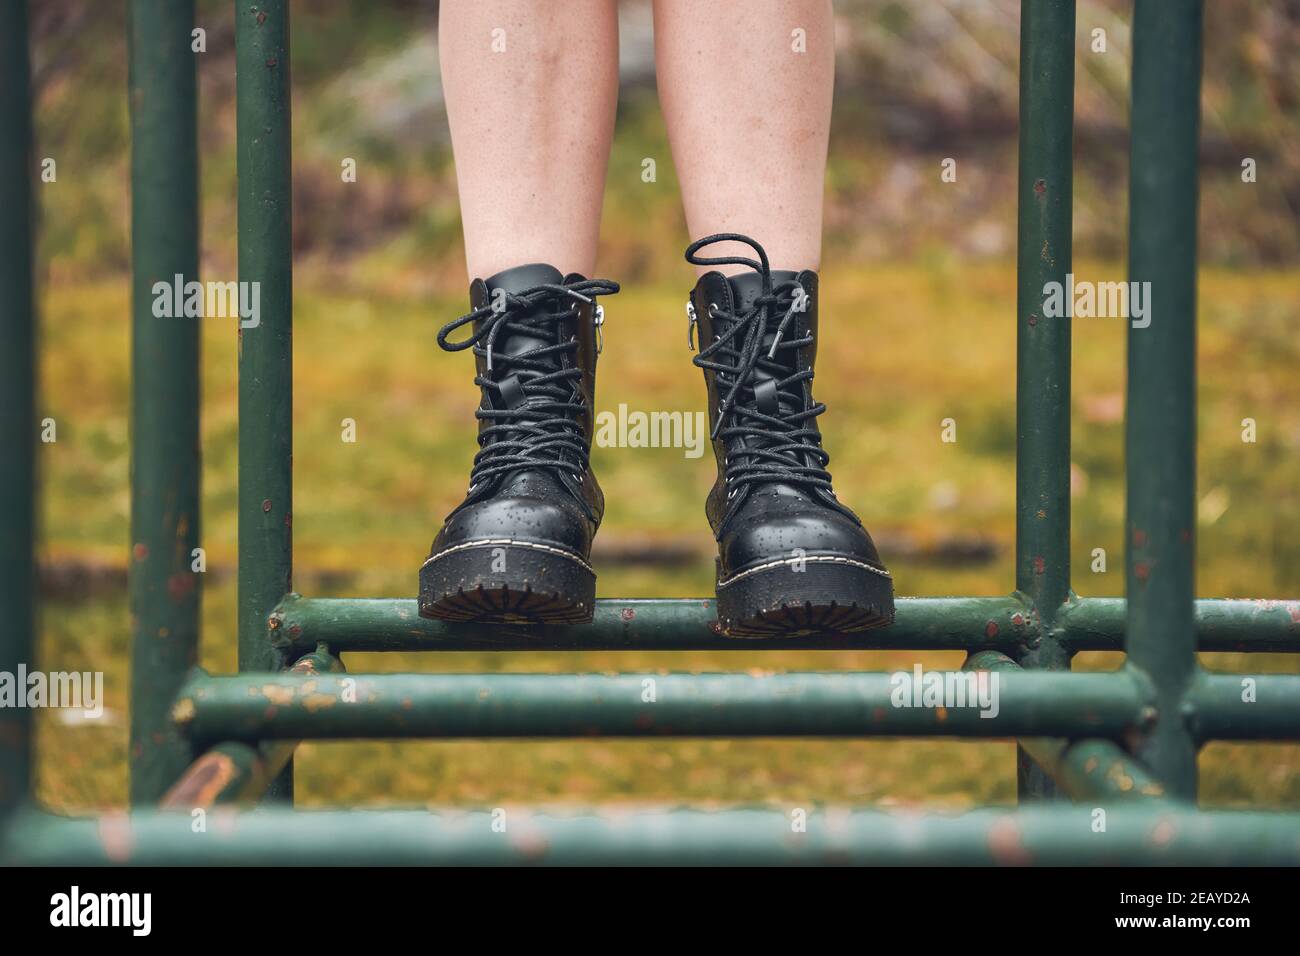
[[418, 234, 893, 638]]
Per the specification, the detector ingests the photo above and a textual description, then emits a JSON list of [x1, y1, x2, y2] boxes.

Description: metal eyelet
[[594, 305, 605, 355]]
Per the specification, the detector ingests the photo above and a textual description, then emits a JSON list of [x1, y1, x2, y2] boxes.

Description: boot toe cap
[[433, 495, 593, 558], [720, 506, 884, 580]]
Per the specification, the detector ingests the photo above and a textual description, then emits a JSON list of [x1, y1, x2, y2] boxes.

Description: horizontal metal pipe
[[964, 652, 1166, 801], [159, 648, 343, 808], [4, 805, 1299, 866], [1059, 597, 1300, 652], [1186, 673, 1300, 741], [268, 596, 1300, 655], [269, 596, 1039, 653], [172, 670, 1148, 741]]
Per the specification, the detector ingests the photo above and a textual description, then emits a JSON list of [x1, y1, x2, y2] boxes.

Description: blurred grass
[[35, 258, 1300, 811]]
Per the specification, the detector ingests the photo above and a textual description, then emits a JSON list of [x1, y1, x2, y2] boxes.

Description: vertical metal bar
[[127, 0, 202, 805], [0, 0, 35, 816], [1014, 0, 1076, 799], [236, 0, 294, 800], [1125, 0, 1203, 799]]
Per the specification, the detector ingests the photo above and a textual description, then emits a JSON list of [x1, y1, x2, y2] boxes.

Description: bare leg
[[440, 0, 619, 279], [653, 0, 834, 275]]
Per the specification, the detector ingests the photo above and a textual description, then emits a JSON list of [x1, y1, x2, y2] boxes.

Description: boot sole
[[418, 539, 596, 625], [715, 555, 895, 638]]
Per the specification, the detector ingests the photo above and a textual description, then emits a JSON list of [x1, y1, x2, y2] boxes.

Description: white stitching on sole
[[421, 538, 595, 575], [716, 554, 893, 589]]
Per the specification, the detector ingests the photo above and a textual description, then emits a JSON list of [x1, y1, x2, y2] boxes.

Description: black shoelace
[[437, 278, 619, 488], [686, 234, 834, 501]]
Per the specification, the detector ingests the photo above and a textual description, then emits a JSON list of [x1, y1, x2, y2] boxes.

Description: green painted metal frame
[[3, 0, 1300, 865], [127, 0, 203, 806]]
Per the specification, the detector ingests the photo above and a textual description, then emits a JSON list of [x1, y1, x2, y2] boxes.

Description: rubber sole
[[418, 539, 596, 625], [715, 554, 895, 638]]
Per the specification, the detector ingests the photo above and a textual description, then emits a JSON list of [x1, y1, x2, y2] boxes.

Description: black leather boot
[[685, 234, 894, 637], [419, 264, 619, 624]]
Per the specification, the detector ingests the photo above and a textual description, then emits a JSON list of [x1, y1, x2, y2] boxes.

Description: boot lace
[[685, 233, 833, 498], [437, 278, 619, 487]]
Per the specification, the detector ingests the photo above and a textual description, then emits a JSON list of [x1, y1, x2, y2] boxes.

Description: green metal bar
[[1020, 738, 1168, 801], [127, 0, 202, 806], [1186, 674, 1300, 742], [159, 648, 343, 808], [236, 0, 294, 800], [0, 0, 35, 817], [5, 806, 1300, 866], [965, 653, 1166, 801], [1059, 597, 1300, 652], [270, 595, 1039, 654], [171, 670, 1148, 741], [271, 595, 1300, 655], [1125, 0, 1204, 799], [1014, 0, 1076, 800]]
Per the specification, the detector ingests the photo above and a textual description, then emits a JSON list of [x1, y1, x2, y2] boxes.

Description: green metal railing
[[2, 0, 1299, 865]]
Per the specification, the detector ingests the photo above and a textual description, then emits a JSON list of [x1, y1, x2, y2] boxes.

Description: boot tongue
[[481, 263, 567, 360], [723, 269, 804, 416], [724, 270, 799, 313]]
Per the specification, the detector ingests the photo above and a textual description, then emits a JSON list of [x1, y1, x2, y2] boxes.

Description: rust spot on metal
[[1132, 529, 1147, 548], [1033, 178, 1046, 197], [985, 621, 999, 639], [1027, 314, 1038, 327], [1135, 562, 1150, 582], [132, 542, 149, 562], [171, 697, 196, 724], [289, 623, 302, 637], [1032, 556, 1045, 574], [621, 608, 635, 622], [260, 684, 295, 706], [302, 693, 337, 713], [1083, 756, 1099, 774], [266, 57, 278, 68], [262, 498, 273, 513], [988, 817, 1032, 866], [160, 753, 239, 809], [1011, 613, 1025, 627], [511, 826, 550, 860], [97, 812, 134, 863], [935, 707, 948, 723], [285, 512, 292, 528], [1150, 818, 1176, 847], [256, 10, 266, 25], [168, 572, 195, 603]]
